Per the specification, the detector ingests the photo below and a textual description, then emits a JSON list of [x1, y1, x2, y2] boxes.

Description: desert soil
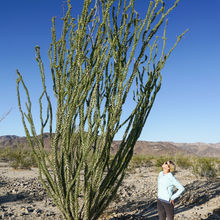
[[0, 162, 219, 220]]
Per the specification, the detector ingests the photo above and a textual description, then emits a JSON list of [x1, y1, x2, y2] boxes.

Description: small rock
[[33, 208, 43, 215], [213, 208, 220, 216]]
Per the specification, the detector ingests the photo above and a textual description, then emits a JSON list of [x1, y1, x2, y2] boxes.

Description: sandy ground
[[0, 162, 219, 219]]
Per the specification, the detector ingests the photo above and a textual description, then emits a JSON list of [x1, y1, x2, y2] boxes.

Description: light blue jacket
[[157, 171, 185, 202]]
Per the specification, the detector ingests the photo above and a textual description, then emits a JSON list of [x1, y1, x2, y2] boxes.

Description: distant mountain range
[[111, 141, 220, 157], [0, 134, 220, 157]]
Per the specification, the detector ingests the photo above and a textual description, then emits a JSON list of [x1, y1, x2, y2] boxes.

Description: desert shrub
[[175, 155, 192, 169], [218, 163, 220, 176], [0, 147, 11, 161], [129, 155, 154, 168], [192, 157, 217, 179], [0, 147, 37, 169], [213, 158, 220, 176], [217, 160, 220, 174], [10, 157, 32, 169]]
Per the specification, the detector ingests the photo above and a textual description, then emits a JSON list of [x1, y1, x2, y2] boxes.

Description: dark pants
[[157, 199, 174, 220]]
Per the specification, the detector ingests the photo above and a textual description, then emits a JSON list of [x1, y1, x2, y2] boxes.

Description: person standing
[[157, 160, 185, 220]]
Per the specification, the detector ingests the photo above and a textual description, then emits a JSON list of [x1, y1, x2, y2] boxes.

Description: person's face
[[162, 161, 170, 172]]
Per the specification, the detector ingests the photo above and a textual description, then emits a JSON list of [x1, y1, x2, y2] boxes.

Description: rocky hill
[[0, 135, 220, 157]]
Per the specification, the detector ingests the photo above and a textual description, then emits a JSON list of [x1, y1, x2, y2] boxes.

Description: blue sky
[[0, 0, 220, 143]]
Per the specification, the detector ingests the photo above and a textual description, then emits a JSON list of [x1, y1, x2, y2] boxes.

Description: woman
[[157, 160, 185, 220]]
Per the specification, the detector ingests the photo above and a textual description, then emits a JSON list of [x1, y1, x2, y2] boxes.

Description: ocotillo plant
[[17, 0, 187, 219], [0, 108, 12, 123]]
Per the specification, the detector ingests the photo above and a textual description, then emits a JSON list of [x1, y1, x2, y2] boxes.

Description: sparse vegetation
[[175, 155, 193, 169], [0, 147, 219, 180], [128, 154, 220, 179], [0, 146, 37, 169]]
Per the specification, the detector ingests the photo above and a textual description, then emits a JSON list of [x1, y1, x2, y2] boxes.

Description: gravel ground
[[0, 163, 219, 220]]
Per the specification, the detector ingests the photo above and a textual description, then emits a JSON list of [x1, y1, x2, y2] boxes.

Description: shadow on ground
[[108, 178, 220, 219], [0, 193, 26, 205]]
